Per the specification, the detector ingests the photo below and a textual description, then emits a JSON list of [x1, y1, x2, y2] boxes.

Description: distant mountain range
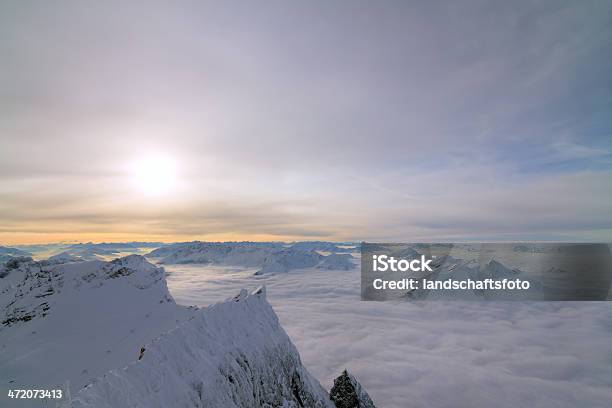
[[0, 246, 31, 263], [2, 241, 359, 263], [146, 241, 358, 274]]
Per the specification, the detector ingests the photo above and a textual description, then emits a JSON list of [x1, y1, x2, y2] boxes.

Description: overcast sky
[[1, 0, 611, 244]]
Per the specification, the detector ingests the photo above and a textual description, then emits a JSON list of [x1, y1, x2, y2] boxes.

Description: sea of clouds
[[165, 264, 612, 408]]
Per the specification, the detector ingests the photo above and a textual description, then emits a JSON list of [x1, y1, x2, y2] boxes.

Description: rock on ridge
[[330, 369, 376, 408]]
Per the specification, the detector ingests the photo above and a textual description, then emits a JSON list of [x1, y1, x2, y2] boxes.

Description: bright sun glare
[[130, 155, 177, 196]]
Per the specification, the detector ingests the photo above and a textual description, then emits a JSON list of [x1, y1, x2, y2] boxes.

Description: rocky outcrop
[[330, 370, 376, 408]]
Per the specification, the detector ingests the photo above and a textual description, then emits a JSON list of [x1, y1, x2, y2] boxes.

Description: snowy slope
[[44, 251, 86, 265], [71, 287, 334, 408], [0, 255, 196, 407]]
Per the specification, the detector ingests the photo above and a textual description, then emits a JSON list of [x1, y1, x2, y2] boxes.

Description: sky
[[1, 0, 611, 244]]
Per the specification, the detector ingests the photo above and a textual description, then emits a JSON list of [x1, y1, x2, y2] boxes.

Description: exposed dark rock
[[330, 370, 376, 408]]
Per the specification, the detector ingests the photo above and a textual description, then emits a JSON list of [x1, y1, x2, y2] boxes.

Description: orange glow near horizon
[[0, 232, 341, 246]]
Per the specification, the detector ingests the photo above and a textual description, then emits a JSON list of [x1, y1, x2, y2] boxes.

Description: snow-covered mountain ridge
[[1, 254, 374, 408], [72, 287, 335, 408], [1, 255, 194, 405], [1, 255, 173, 328]]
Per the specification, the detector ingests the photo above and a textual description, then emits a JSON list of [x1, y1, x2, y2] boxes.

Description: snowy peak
[[330, 370, 376, 408], [0, 255, 194, 394], [257, 248, 323, 274], [317, 253, 355, 270], [479, 259, 520, 280], [45, 251, 85, 265], [72, 286, 334, 408], [105, 254, 167, 289], [55, 254, 168, 291], [1, 255, 172, 328]]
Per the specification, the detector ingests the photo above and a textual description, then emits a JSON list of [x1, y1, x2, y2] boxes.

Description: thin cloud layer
[[1, 1, 611, 243]]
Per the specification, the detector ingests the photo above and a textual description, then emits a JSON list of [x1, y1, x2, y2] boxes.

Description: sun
[[130, 155, 178, 196]]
